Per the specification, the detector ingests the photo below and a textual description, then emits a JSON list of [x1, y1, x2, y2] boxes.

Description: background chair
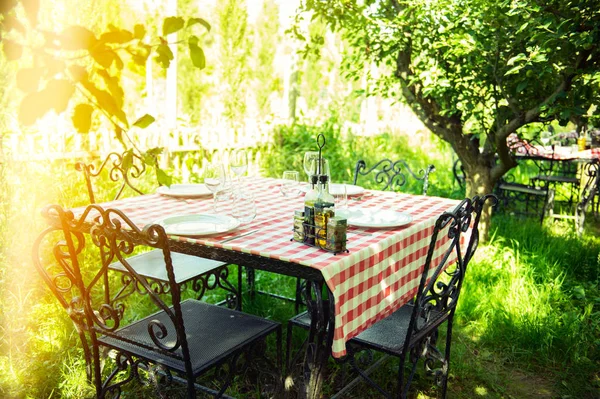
[[75, 151, 241, 310], [33, 204, 282, 398], [353, 159, 435, 195], [545, 159, 599, 236], [287, 194, 496, 398]]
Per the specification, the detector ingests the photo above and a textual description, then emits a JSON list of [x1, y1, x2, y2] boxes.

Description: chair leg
[[285, 321, 294, 372], [247, 266, 256, 300], [237, 264, 243, 311], [441, 319, 455, 399], [295, 278, 304, 313]]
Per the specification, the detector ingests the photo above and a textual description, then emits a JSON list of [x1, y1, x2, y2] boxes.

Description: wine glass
[[230, 149, 248, 182], [333, 183, 348, 210], [306, 157, 330, 180], [280, 171, 301, 197], [202, 162, 226, 197], [540, 131, 551, 147], [303, 151, 320, 181]]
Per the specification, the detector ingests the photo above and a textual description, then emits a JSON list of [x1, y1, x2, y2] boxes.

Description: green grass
[[1, 124, 599, 398]]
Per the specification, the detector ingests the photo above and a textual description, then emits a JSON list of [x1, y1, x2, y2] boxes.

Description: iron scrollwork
[[354, 159, 435, 195]]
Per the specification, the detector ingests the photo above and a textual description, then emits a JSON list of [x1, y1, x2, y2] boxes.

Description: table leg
[[299, 280, 335, 399]]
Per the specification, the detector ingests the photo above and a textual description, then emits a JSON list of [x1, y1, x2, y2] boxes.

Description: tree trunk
[[463, 160, 496, 242]]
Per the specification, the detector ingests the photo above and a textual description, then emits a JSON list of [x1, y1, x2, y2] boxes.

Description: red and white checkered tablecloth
[[87, 177, 460, 358]]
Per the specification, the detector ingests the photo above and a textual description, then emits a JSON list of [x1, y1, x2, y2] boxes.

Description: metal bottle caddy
[[291, 134, 349, 255]]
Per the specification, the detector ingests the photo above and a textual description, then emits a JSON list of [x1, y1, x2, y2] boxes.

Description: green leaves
[[99, 29, 133, 44], [155, 42, 174, 68], [162, 16, 185, 36], [133, 24, 146, 40], [59, 26, 96, 50], [2, 39, 22, 60], [188, 36, 206, 69], [72, 104, 94, 133], [16, 68, 42, 92], [156, 167, 173, 187], [187, 17, 211, 32], [133, 114, 155, 128], [17, 79, 74, 125], [22, 0, 40, 26], [46, 79, 75, 113]]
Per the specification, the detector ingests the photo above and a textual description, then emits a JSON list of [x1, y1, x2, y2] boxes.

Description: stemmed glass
[[540, 131, 551, 147], [305, 157, 330, 180], [230, 149, 248, 182], [202, 161, 227, 200], [303, 151, 320, 181]]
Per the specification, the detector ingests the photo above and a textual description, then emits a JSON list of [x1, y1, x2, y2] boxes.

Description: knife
[[220, 229, 260, 243]]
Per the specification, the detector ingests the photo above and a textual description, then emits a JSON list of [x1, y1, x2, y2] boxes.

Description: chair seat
[[498, 182, 548, 196], [532, 175, 579, 184], [99, 299, 280, 376], [109, 249, 226, 284], [290, 304, 444, 356]]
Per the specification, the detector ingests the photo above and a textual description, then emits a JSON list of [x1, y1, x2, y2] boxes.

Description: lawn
[[0, 125, 598, 398]]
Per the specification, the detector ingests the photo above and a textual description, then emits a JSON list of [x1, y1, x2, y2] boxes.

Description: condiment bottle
[[303, 174, 319, 245], [293, 210, 305, 242], [327, 216, 347, 252], [314, 174, 335, 248]]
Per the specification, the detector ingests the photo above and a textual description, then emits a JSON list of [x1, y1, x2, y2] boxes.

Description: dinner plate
[[336, 207, 413, 228], [301, 183, 365, 196], [154, 214, 240, 237], [156, 184, 212, 198]]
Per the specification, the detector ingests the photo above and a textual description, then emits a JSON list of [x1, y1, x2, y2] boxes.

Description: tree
[[0, 0, 210, 185], [298, 0, 600, 236]]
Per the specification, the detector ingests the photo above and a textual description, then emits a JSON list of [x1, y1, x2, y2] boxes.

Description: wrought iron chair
[[529, 145, 580, 205], [33, 204, 282, 398], [353, 159, 435, 195], [452, 158, 466, 190], [286, 194, 496, 398], [75, 152, 242, 310], [546, 159, 599, 236]]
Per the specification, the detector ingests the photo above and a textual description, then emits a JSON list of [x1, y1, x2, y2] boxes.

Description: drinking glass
[[305, 157, 330, 180], [540, 131, 551, 147], [333, 183, 348, 210], [213, 186, 235, 215], [232, 191, 256, 223], [280, 171, 301, 197], [202, 162, 226, 196], [303, 151, 320, 181], [230, 149, 248, 181]]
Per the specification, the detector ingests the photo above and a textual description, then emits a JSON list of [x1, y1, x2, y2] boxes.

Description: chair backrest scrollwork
[[75, 152, 146, 204], [353, 159, 435, 195], [405, 194, 496, 347], [32, 205, 191, 374]]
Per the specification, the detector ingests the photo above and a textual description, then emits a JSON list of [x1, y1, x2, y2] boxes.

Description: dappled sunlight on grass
[[475, 386, 488, 395]]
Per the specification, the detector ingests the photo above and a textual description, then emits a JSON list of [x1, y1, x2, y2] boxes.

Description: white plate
[[336, 207, 413, 228], [154, 214, 240, 237], [156, 184, 212, 198], [301, 183, 365, 196]]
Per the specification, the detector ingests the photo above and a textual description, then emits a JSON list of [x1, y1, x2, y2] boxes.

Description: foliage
[[0, 0, 210, 186], [297, 0, 600, 204], [1, 130, 599, 397], [217, 0, 252, 123], [260, 112, 460, 198]]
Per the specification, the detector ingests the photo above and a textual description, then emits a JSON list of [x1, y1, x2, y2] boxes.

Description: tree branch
[[394, 46, 474, 161]]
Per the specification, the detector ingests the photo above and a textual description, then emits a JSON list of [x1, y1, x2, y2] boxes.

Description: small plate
[[336, 207, 413, 228], [154, 214, 240, 237], [301, 183, 365, 196], [156, 184, 212, 198]]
